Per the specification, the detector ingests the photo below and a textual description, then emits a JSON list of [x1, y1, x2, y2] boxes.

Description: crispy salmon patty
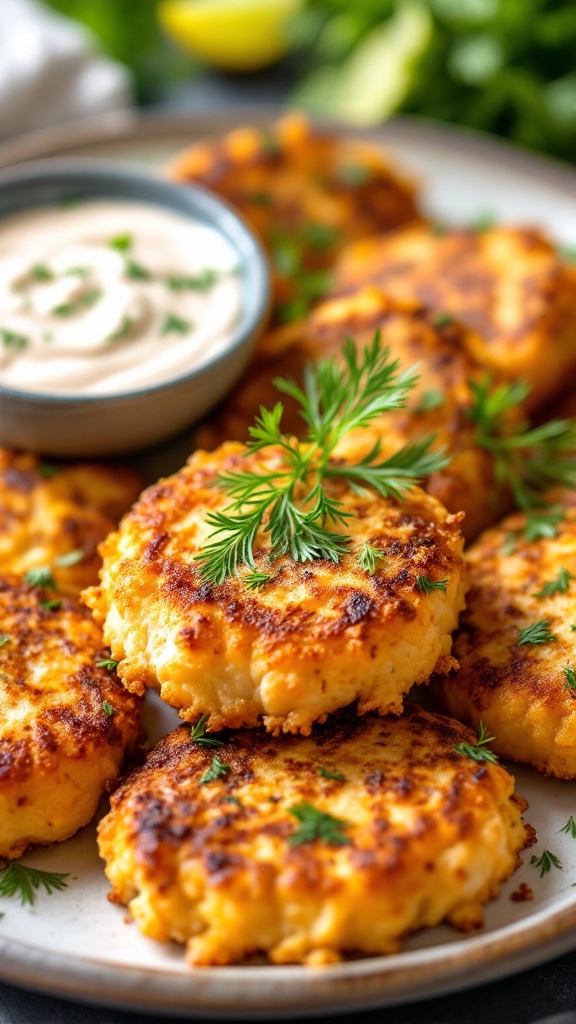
[[435, 497, 576, 778], [0, 575, 141, 859], [85, 442, 467, 734], [98, 705, 527, 966]]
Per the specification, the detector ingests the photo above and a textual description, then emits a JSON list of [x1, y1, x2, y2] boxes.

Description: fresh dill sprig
[[196, 335, 448, 586], [416, 575, 448, 595], [530, 849, 562, 877], [243, 570, 275, 590], [534, 568, 573, 598], [357, 543, 386, 574], [517, 620, 557, 646], [287, 802, 352, 847], [466, 377, 576, 537], [454, 721, 498, 764], [190, 714, 224, 748], [199, 754, 232, 785], [558, 816, 576, 838], [524, 507, 566, 542], [0, 863, 69, 905], [415, 389, 445, 413], [564, 666, 576, 690]]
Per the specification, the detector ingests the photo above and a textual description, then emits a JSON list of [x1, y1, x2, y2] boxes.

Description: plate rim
[[2, 107, 576, 1017]]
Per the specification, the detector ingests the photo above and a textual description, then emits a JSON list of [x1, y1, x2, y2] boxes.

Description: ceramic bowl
[[0, 161, 270, 456]]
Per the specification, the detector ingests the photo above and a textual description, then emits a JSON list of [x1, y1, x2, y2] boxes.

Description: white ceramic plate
[[1, 111, 576, 1019]]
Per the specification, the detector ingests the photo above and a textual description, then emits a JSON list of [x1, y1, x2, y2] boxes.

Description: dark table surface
[[2, 69, 576, 1024]]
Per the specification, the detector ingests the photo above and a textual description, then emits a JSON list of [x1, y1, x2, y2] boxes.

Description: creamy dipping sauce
[[0, 200, 243, 394]]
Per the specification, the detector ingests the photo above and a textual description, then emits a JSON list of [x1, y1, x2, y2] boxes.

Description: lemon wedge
[[158, 0, 302, 72]]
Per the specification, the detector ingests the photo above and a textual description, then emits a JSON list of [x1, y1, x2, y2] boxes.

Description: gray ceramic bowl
[[0, 160, 270, 456]]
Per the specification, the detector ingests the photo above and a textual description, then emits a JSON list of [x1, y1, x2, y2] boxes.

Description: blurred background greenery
[[45, 0, 576, 161]]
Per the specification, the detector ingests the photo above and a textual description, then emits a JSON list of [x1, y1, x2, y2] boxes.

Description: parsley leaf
[[1, 328, 28, 350], [165, 269, 219, 292], [109, 233, 132, 252], [199, 754, 232, 785], [517, 620, 557, 646], [102, 700, 115, 718], [125, 258, 151, 281], [287, 802, 351, 847], [31, 264, 53, 281]]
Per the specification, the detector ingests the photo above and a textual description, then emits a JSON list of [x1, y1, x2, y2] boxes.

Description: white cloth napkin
[[0, 0, 133, 139]]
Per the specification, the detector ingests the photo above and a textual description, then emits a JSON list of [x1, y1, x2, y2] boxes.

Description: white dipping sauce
[[0, 200, 243, 394]]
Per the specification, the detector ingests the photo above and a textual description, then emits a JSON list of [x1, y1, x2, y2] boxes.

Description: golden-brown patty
[[84, 441, 467, 734], [0, 449, 142, 597], [332, 224, 576, 409], [167, 112, 419, 318], [98, 705, 528, 966], [197, 288, 515, 540], [435, 497, 576, 778], [0, 575, 141, 859]]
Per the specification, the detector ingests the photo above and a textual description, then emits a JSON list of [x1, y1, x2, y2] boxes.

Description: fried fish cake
[[197, 289, 515, 540], [167, 112, 419, 318], [98, 705, 528, 966], [0, 575, 141, 859], [435, 497, 576, 778], [84, 442, 467, 734], [0, 450, 142, 597], [332, 224, 576, 409]]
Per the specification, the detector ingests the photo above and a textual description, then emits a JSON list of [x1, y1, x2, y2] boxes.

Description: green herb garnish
[[165, 269, 219, 292], [535, 568, 572, 598], [415, 389, 445, 413], [38, 463, 60, 478], [564, 666, 576, 690], [517, 620, 557, 646], [190, 713, 224, 748], [287, 802, 351, 847], [196, 335, 447, 587], [243, 570, 275, 590], [55, 549, 85, 568], [96, 658, 119, 671], [524, 507, 566, 542], [357, 543, 386, 574], [64, 266, 88, 278], [1, 328, 28, 349], [467, 378, 576, 536], [337, 163, 371, 187], [81, 289, 102, 308], [110, 315, 132, 342], [416, 575, 448, 594], [199, 754, 232, 785], [52, 303, 76, 317], [31, 264, 53, 281], [125, 258, 151, 281], [0, 634, 11, 647], [102, 700, 115, 718], [559, 815, 576, 837], [431, 311, 454, 328], [318, 766, 346, 781], [0, 863, 69, 905], [454, 721, 498, 764], [25, 566, 56, 590], [109, 233, 132, 252], [161, 313, 191, 335], [39, 599, 62, 611], [471, 211, 496, 232], [531, 849, 562, 877]]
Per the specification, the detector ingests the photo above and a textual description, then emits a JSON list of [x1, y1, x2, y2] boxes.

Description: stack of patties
[[0, 453, 143, 860], [87, 333, 529, 966]]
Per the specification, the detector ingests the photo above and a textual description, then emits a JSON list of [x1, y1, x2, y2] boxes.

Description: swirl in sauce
[[0, 200, 243, 395]]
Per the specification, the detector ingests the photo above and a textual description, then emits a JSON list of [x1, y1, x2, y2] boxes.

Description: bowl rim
[[0, 157, 271, 404]]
